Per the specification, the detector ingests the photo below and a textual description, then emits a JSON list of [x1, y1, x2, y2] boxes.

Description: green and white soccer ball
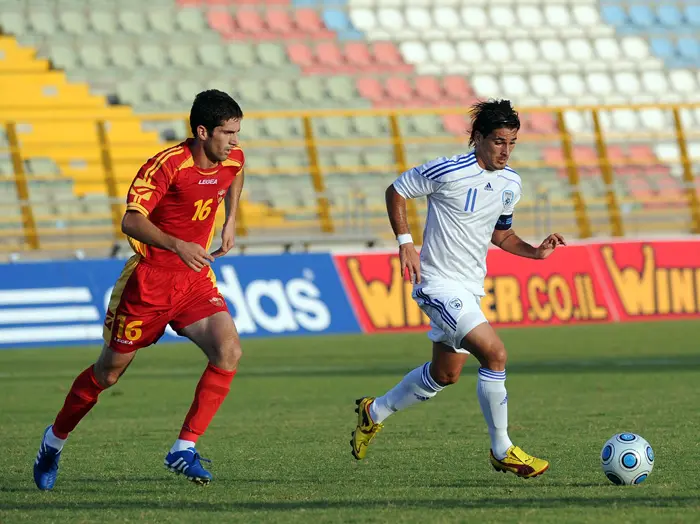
[[601, 432, 654, 485]]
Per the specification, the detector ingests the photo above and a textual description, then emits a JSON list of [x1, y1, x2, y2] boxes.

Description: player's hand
[[535, 233, 567, 259], [175, 240, 215, 272], [211, 221, 235, 258], [399, 243, 421, 284]]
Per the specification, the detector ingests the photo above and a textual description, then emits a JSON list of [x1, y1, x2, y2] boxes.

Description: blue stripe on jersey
[[421, 153, 475, 180], [464, 188, 478, 212], [503, 166, 518, 175], [497, 174, 522, 189], [427, 159, 479, 180]]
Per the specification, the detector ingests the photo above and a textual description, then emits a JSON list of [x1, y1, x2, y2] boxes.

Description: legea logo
[[103, 265, 331, 336]]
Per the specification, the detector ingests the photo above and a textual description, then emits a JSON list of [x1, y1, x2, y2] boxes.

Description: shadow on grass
[[3, 495, 699, 512]]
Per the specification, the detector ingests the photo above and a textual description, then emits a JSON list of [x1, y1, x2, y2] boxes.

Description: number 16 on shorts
[[114, 315, 143, 345]]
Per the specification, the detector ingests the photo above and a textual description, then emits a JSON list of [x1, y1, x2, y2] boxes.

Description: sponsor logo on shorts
[[114, 337, 134, 345], [198, 179, 218, 185], [209, 296, 225, 308], [449, 298, 463, 310]]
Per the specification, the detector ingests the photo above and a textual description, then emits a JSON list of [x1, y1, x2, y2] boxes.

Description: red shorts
[[103, 255, 229, 353]]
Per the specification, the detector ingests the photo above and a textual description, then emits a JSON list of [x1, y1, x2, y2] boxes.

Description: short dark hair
[[468, 99, 520, 147], [189, 90, 243, 136]]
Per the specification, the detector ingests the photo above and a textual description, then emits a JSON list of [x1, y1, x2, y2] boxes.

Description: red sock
[[179, 363, 236, 442], [52, 366, 106, 439]]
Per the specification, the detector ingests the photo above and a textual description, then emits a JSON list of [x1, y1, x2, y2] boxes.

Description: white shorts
[[413, 286, 488, 352]]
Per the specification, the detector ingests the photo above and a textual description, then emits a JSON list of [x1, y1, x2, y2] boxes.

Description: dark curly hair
[[189, 90, 243, 136], [468, 99, 520, 147]]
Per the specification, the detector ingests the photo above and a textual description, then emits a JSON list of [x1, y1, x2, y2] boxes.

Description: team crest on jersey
[[448, 298, 463, 310], [502, 190, 514, 207], [217, 189, 226, 203], [210, 296, 225, 308]]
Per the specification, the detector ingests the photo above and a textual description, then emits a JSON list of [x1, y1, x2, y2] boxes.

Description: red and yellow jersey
[[125, 138, 245, 269]]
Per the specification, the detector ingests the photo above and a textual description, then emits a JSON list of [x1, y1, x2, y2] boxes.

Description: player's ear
[[196, 124, 209, 141]]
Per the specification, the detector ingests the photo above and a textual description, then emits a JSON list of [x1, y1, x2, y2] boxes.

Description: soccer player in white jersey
[[350, 100, 566, 478]]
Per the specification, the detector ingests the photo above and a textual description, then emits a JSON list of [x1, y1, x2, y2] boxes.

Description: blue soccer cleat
[[33, 425, 62, 491], [164, 447, 213, 485]]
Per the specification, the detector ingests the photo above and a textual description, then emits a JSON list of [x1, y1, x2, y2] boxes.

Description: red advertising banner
[[334, 240, 700, 333]]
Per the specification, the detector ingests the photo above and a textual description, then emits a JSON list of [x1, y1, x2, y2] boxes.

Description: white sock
[[44, 426, 67, 451], [369, 362, 444, 423], [170, 439, 196, 453], [477, 368, 513, 460]]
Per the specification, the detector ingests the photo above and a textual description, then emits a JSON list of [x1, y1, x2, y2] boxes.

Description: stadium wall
[[0, 240, 699, 349]]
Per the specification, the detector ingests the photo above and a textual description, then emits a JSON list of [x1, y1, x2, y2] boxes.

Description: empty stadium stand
[[0, 0, 698, 259]]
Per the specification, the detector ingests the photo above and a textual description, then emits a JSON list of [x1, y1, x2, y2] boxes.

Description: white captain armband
[[495, 214, 513, 230]]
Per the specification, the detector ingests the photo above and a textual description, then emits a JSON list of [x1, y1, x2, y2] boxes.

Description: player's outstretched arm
[[122, 211, 214, 272], [491, 228, 566, 260], [386, 185, 421, 283]]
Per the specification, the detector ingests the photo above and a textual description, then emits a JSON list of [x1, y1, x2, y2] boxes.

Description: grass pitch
[[1, 320, 699, 523]]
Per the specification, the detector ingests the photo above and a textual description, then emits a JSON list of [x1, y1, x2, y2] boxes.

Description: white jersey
[[393, 151, 522, 296]]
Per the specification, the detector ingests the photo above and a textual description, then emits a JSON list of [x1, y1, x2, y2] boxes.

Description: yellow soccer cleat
[[350, 397, 383, 460], [490, 445, 550, 478]]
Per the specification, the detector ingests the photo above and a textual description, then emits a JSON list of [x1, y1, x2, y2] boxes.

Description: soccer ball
[[600, 432, 654, 486]]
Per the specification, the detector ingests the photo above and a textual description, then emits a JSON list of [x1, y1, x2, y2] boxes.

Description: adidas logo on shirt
[[484, 182, 493, 191]]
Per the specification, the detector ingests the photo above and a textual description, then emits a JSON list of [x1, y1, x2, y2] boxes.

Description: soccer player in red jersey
[[34, 90, 245, 489]]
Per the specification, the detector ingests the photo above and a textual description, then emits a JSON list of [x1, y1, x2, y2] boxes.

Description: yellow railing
[[1, 102, 699, 253]]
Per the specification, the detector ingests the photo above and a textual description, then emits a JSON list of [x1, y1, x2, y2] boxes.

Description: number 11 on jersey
[[464, 188, 478, 212]]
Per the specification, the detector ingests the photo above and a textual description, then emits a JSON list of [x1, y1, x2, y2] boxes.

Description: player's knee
[[93, 365, 121, 388], [484, 340, 507, 371], [213, 339, 242, 371], [431, 368, 462, 386]]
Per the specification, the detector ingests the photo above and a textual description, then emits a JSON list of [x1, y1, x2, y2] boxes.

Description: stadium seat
[[686, 6, 700, 26], [234, 9, 270, 39], [266, 9, 295, 37], [657, 5, 683, 28], [650, 38, 676, 61], [294, 9, 333, 38], [325, 76, 357, 103], [484, 41, 510, 63], [349, 8, 376, 33], [384, 76, 413, 105], [78, 45, 108, 70], [567, 39, 594, 63], [414, 76, 442, 105], [512, 39, 540, 65], [315, 41, 345, 72], [443, 75, 474, 102], [257, 42, 288, 69], [678, 38, 700, 61], [373, 42, 410, 71], [628, 5, 656, 28], [540, 39, 566, 63], [356, 77, 384, 104], [399, 41, 428, 66], [601, 5, 626, 27], [489, 6, 516, 30], [460, 7, 487, 30], [206, 10, 235, 37], [544, 5, 571, 28], [594, 38, 622, 61], [118, 11, 147, 35], [286, 42, 314, 69], [344, 41, 373, 70], [573, 5, 600, 27]]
